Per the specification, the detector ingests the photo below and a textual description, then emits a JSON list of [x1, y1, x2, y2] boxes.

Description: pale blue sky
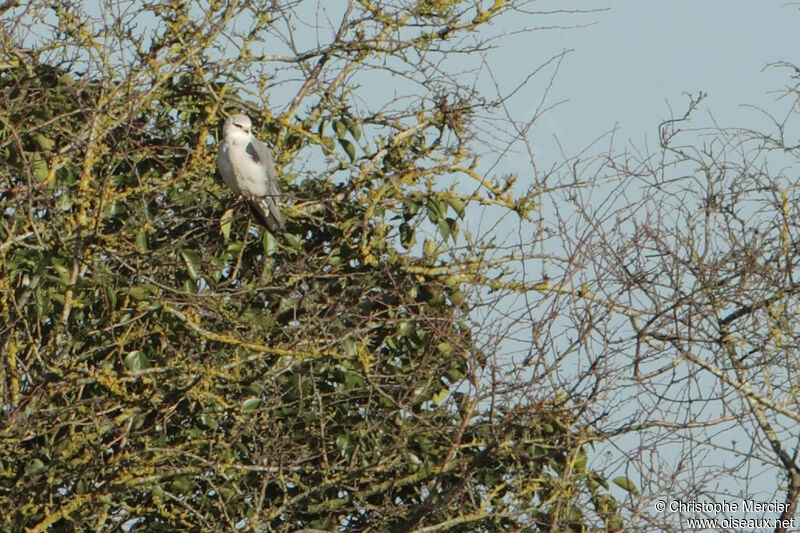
[[488, 1, 799, 166]]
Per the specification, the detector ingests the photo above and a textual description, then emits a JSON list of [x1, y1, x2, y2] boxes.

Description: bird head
[[222, 114, 253, 144]]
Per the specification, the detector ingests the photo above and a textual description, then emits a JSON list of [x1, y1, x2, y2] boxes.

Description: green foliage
[[0, 1, 619, 531]]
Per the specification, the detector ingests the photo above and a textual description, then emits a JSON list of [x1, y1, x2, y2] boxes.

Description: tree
[[524, 84, 800, 531], [0, 1, 620, 531]]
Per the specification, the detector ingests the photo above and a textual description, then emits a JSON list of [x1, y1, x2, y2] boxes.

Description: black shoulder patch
[[245, 142, 260, 163]]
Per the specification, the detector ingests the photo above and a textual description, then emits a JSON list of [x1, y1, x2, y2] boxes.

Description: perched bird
[[217, 113, 285, 232]]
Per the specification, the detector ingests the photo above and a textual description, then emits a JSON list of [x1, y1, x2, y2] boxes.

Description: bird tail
[[250, 196, 285, 232]]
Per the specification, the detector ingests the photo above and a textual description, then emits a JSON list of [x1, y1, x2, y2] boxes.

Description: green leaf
[[432, 388, 449, 405], [56, 192, 73, 211], [321, 137, 336, 155], [51, 259, 70, 285], [220, 208, 234, 242], [612, 476, 640, 496], [587, 472, 609, 491], [338, 138, 356, 161], [436, 342, 453, 356], [151, 485, 166, 502], [447, 196, 466, 218], [423, 239, 438, 259], [128, 284, 157, 301], [262, 229, 279, 255], [572, 451, 587, 470], [342, 338, 359, 357], [171, 476, 192, 494], [444, 367, 463, 382], [56, 164, 77, 185], [124, 350, 149, 371], [284, 233, 303, 250], [35, 133, 55, 151], [399, 223, 415, 249], [593, 493, 617, 515], [404, 197, 422, 219], [426, 197, 441, 223], [437, 217, 451, 240], [106, 286, 117, 309], [31, 152, 48, 181], [180, 249, 201, 280], [284, 132, 301, 150], [438, 199, 449, 219], [335, 434, 351, 457], [24, 458, 45, 477], [606, 514, 624, 531], [135, 231, 148, 253], [333, 119, 347, 139], [343, 370, 365, 389], [199, 412, 219, 430], [344, 116, 361, 141], [443, 217, 458, 242], [242, 397, 262, 411], [182, 277, 197, 293], [406, 451, 422, 469]]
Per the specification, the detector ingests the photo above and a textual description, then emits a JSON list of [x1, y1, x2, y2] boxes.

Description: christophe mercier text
[[670, 499, 790, 514]]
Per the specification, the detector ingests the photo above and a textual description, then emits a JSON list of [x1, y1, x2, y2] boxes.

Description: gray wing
[[244, 138, 285, 232], [217, 144, 239, 193]]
